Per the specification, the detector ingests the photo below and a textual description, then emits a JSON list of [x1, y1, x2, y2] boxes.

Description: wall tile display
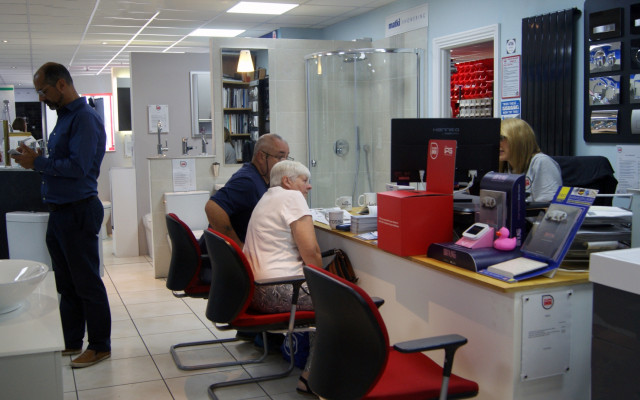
[[584, 0, 640, 143]]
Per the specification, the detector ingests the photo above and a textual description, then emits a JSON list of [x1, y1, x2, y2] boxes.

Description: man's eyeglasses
[[262, 151, 294, 161], [36, 85, 51, 96]]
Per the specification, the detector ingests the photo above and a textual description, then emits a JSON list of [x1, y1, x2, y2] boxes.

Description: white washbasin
[[0, 259, 49, 314]]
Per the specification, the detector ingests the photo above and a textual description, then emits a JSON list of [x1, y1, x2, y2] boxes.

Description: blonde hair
[[499, 118, 540, 174]]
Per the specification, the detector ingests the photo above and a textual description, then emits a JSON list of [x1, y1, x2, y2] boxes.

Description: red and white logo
[[430, 142, 439, 159], [542, 295, 554, 310]]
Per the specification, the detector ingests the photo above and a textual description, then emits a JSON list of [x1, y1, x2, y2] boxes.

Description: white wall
[[130, 52, 211, 255]]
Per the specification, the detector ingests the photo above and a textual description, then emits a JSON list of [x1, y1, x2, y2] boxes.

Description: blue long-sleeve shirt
[[33, 97, 106, 205]]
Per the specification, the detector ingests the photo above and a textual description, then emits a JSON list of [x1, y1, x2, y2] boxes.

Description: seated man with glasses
[[204, 133, 290, 248]]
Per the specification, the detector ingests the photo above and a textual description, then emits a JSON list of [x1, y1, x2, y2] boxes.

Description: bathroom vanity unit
[[0, 168, 48, 259], [0, 272, 65, 400]]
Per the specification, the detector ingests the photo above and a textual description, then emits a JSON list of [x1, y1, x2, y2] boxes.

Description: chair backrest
[[203, 228, 254, 323], [165, 213, 202, 291], [551, 155, 618, 205], [303, 264, 389, 399]]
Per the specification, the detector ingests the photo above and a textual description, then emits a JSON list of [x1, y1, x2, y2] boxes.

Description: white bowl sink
[[0, 259, 49, 314]]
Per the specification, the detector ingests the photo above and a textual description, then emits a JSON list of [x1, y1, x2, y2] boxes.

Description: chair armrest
[[394, 334, 468, 378], [370, 296, 385, 308], [254, 275, 306, 286], [393, 334, 467, 353]]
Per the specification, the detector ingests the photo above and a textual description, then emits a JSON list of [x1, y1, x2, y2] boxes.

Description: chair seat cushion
[[365, 348, 479, 400], [232, 310, 315, 329]]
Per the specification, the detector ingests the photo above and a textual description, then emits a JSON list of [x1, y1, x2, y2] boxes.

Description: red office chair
[[303, 264, 479, 400], [165, 213, 211, 297], [171, 229, 314, 398]]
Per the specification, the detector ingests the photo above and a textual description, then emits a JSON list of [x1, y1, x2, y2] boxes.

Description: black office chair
[[303, 264, 479, 400], [165, 213, 211, 298], [551, 156, 618, 206]]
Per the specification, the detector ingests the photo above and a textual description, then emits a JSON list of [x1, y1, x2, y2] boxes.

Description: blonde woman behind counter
[[499, 118, 562, 202]]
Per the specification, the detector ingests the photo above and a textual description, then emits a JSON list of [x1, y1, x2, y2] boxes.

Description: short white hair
[[270, 160, 310, 187]]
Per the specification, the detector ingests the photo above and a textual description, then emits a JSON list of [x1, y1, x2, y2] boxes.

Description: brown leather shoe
[[61, 348, 82, 356], [70, 349, 111, 368]]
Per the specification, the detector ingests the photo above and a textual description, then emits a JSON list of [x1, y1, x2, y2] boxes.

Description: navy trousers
[[46, 196, 111, 352]]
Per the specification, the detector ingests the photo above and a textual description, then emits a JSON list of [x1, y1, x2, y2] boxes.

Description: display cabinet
[[584, 0, 640, 143]]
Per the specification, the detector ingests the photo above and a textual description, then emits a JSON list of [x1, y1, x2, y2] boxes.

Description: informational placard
[[615, 145, 640, 193], [501, 99, 521, 118], [521, 290, 572, 381], [148, 104, 169, 134], [172, 159, 196, 192], [502, 55, 521, 99]]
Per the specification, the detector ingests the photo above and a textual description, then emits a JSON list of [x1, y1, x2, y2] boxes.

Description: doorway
[[431, 24, 500, 118]]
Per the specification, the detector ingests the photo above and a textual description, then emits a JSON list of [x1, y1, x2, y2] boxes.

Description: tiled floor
[[62, 239, 310, 400]]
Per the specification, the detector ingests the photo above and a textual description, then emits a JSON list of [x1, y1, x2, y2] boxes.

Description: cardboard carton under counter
[[377, 139, 457, 257]]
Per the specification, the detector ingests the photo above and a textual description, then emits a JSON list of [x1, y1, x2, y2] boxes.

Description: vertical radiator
[[521, 8, 581, 156]]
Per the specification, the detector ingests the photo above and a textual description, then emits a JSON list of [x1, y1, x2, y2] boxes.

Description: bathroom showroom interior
[[1, 0, 639, 399]]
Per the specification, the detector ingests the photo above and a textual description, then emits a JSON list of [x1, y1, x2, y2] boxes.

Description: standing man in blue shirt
[[205, 133, 291, 248], [12, 62, 111, 368]]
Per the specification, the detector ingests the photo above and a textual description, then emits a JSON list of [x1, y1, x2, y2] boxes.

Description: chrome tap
[[156, 121, 168, 156], [182, 137, 193, 155], [200, 134, 208, 155]]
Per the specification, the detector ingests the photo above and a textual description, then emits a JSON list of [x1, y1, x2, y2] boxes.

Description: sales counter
[[315, 222, 592, 400]]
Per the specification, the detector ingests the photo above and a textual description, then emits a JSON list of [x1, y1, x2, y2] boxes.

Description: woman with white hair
[[242, 160, 321, 395], [243, 160, 321, 312]]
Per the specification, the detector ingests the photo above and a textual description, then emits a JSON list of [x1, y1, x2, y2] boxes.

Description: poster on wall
[[148, 104, 169, 134], [502, 55, 520, 99]]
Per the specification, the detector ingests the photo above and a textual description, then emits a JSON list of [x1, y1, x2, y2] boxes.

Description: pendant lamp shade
[[237, 50, 255, 72]]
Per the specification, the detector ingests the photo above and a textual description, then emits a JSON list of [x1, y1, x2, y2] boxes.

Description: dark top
[[210, 162, 268, 242], [33, 97, 106, 204]]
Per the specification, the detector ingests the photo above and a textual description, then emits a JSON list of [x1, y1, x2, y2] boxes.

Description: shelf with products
[[450, 58, 494, 118], [584, 0, 640, 143], [223, 80, 251, 136], [248, 78, 269, 136]]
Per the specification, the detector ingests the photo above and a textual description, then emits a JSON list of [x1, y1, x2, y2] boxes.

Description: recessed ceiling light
[[189, 28, 245, 37], [102, 42, 108, 45], [2, 40, 8, 43], [227, 2, 298, 15]]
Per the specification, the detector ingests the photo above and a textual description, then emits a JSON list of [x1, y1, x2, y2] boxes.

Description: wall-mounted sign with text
[[385, 4, 428, 38]]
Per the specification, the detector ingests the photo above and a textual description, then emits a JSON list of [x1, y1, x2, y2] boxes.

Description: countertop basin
[[0, 259, 49, 314]]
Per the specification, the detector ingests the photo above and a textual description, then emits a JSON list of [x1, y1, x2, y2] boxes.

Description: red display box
[[378, 139, 456, 257]]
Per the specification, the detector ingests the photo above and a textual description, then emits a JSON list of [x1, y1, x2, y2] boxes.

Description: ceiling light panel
[[189, 28, 245, 37], [227, 2, 299, 15]]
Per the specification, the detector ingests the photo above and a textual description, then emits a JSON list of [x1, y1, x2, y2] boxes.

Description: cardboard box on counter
[[377, 139, 457, 257]]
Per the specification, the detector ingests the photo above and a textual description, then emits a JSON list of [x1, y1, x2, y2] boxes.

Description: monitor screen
[[391, 118, 501, 195]]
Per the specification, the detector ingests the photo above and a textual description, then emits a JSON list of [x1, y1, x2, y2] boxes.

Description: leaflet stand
[[479, 186, 599, 282]]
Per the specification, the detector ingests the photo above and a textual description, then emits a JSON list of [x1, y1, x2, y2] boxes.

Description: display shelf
[[584, 0, 640, 143]]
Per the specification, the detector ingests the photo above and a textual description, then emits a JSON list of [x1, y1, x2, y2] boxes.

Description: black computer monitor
[[391, 118, 501, 195]]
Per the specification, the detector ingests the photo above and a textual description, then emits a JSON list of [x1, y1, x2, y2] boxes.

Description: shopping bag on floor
[[281, 332, 310, 369]]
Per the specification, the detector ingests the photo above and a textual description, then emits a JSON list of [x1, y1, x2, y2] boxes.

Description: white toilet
[[164, 190, 210, 239], [6, 211, 51, 267], [100, 200, 112, 240]]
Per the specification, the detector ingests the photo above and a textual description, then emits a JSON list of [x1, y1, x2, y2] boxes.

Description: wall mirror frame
[[220, 48, 269, 164], [190, 70, 212, 138]]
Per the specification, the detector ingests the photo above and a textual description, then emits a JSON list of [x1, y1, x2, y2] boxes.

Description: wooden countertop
[[314, 221, 590, 293]]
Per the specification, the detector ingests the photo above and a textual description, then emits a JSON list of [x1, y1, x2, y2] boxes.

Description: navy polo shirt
[[211, 162, 268, 242]]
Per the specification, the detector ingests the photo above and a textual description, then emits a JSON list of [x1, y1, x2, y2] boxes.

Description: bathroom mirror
[[190, 71, 212, 138], [220, 48, 269, 164]]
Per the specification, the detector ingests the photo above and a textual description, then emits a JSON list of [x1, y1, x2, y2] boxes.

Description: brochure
[[479, 186, 598, 282]]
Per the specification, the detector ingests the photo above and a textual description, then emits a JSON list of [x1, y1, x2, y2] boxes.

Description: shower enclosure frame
[[305, 48, 424, 209]]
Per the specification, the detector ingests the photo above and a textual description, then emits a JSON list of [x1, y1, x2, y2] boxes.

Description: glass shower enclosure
[[305, 48, 423, 208]]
